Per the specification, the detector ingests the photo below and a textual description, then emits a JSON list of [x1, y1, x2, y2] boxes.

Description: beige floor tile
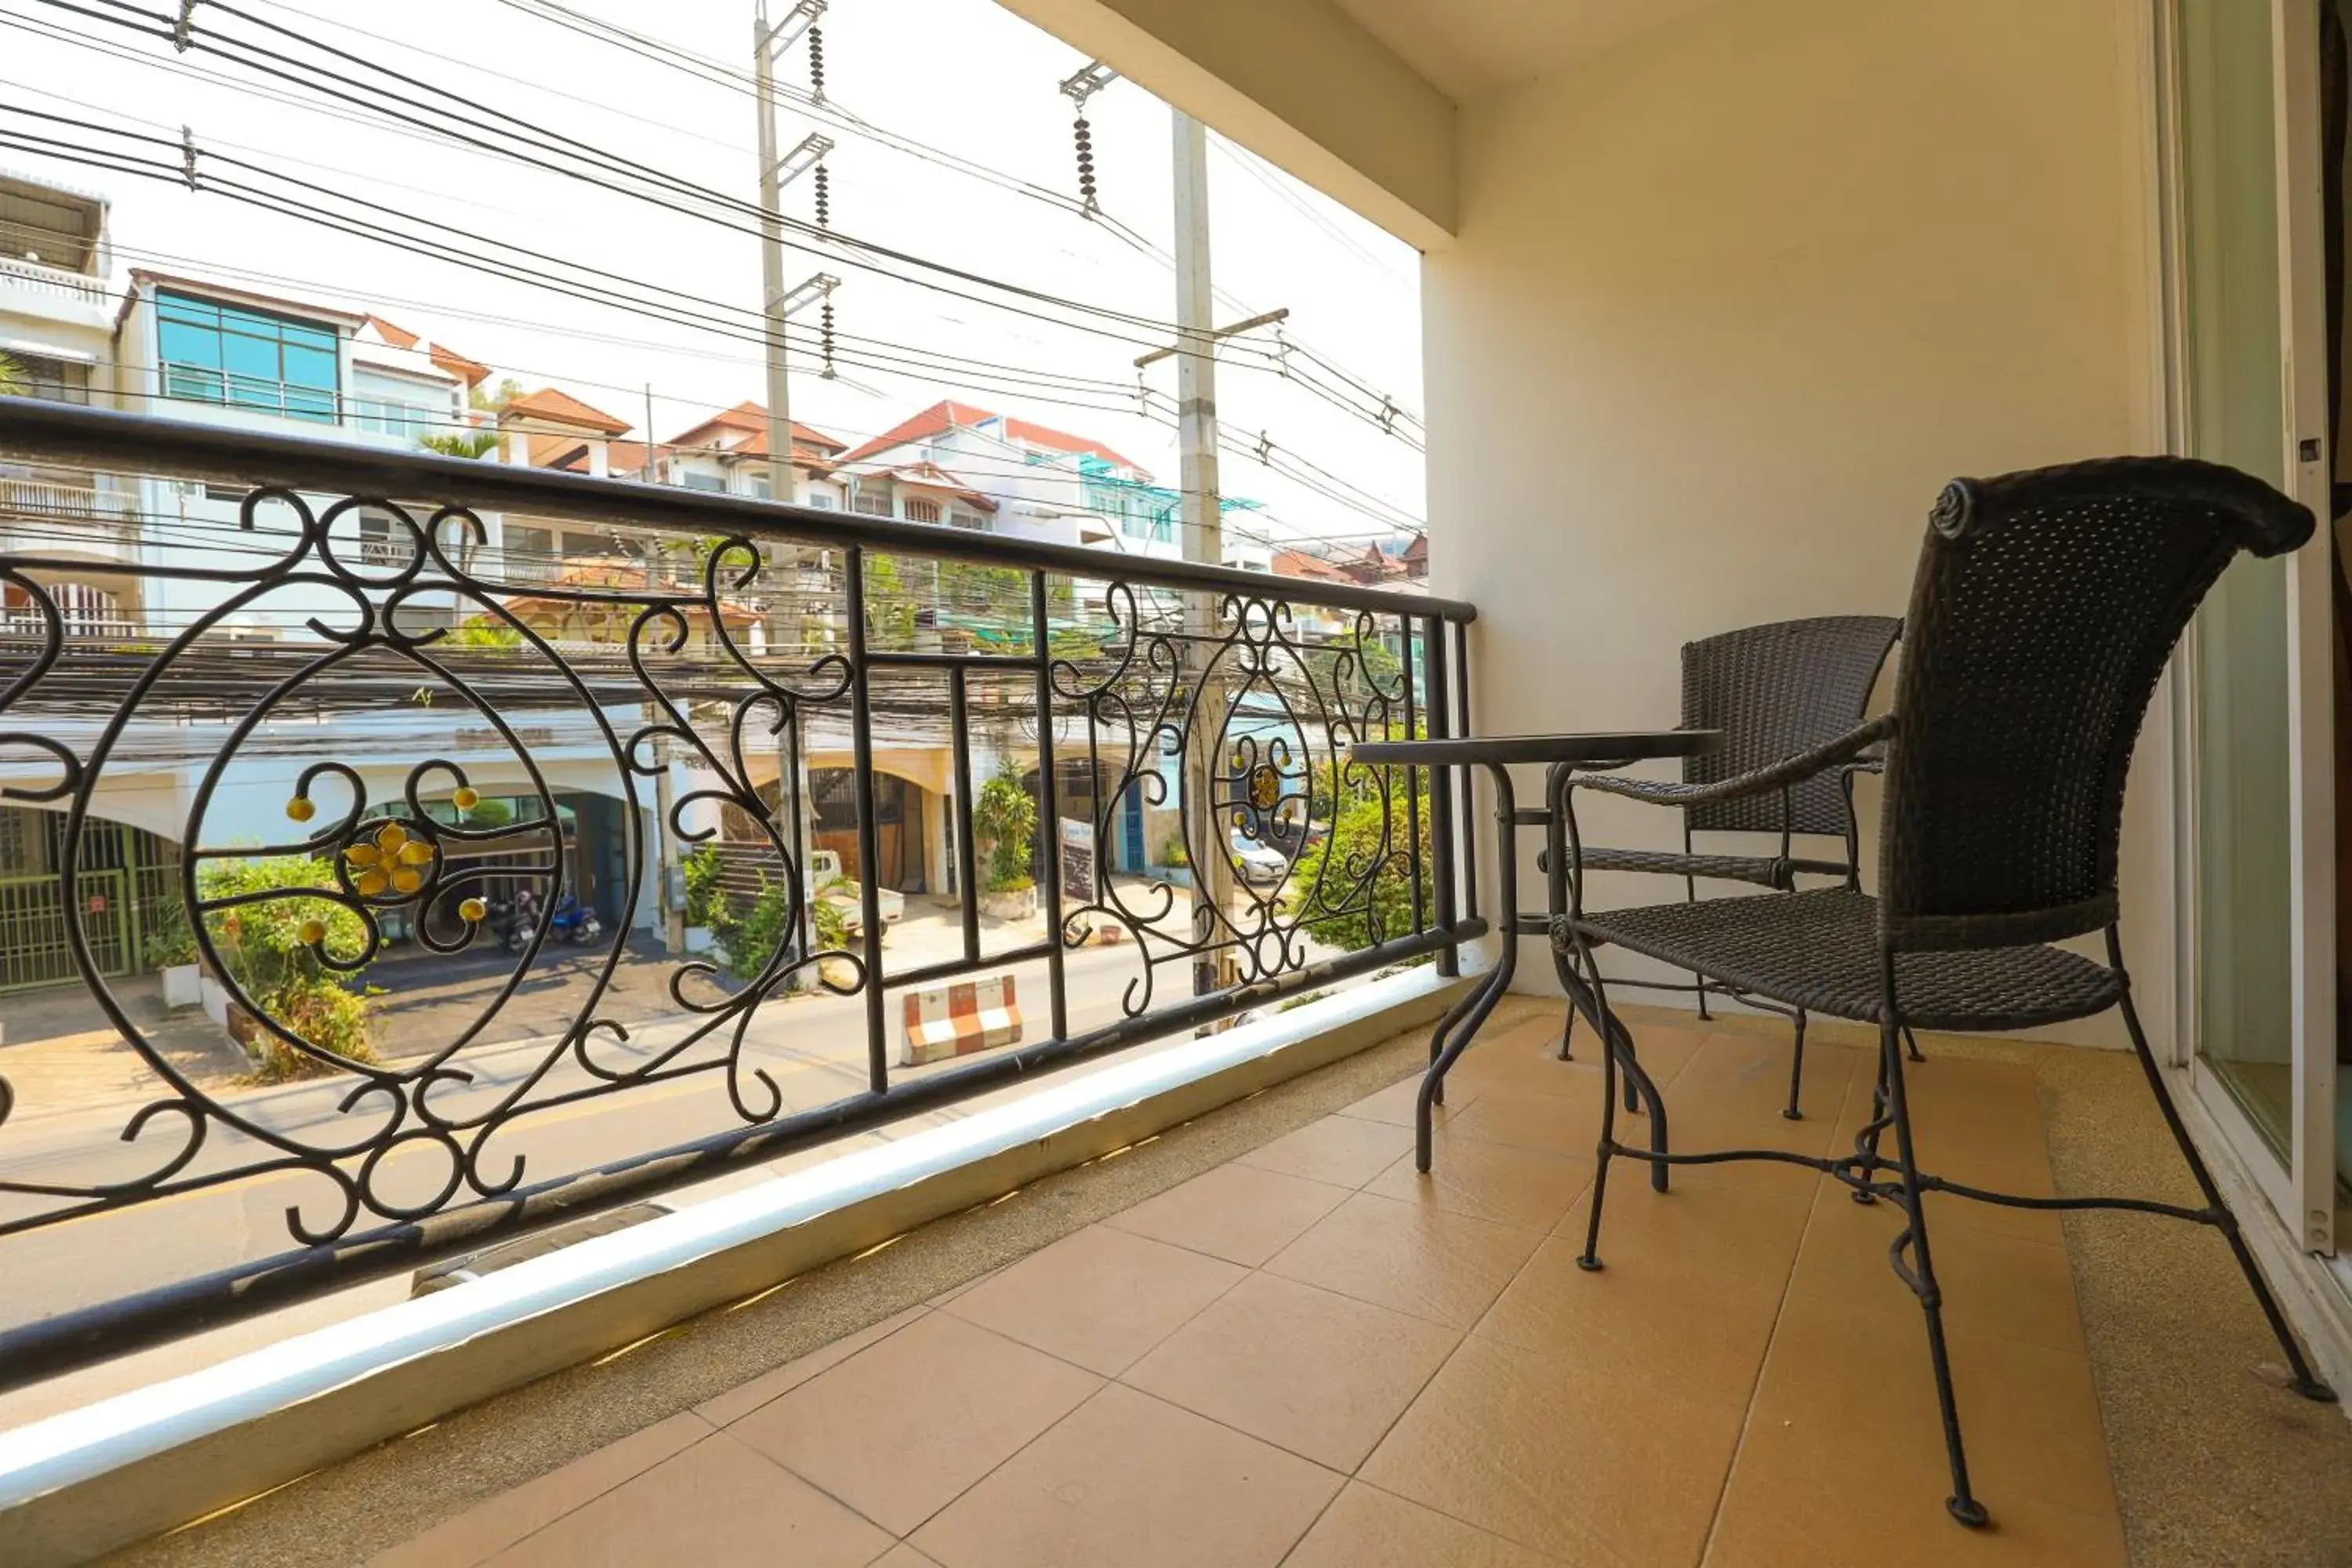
[[1337, 1073, 1479, 1128], [1444, 1083, 1604, 1157], [1282, 1482, 1568, 1568], [371, 1412, 714, 1568], [1360, 1333, 1744, 1566], [1791, 1183, 2083, 1354], [929, 1266, 1004, 1308], [1704, 1413, 2127, 1568], [728, 1312, 1102, 1535], [694, 1305, 929, 1428], [1363, 1134, 1592, 1233], [1552, 1163, 1816, 1304], [1614, 1018, 1711, 1086], [1437, 1014, 1588, 1101], [939, 1223, 1246, 1374], [910, 1385, 1341, 1568], [873, 1547, 945, 1568], [1236, 1113, 1416, 1189], [1264, 1190, 1542, 1328], [1744, 1286, 2116, 1523], [481, 1432, 894, 1567], [1824, 1058, 2064, 1246], [1103, 1162, 1352, 1266], [1473, 1232, 1786, 1414], [1668, 1029, 1866, 1133], [1123, 1272, 1459, 1470]]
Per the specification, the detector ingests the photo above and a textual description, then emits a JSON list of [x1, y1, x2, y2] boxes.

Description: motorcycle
[[494, 889, 539, 955], [547, 892, 604, 947]]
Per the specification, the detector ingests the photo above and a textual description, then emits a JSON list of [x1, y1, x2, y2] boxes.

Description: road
[[0, 935, 1210, 1331]]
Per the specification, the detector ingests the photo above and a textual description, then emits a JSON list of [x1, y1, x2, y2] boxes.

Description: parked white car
[[1229, 831, 1290, 887]]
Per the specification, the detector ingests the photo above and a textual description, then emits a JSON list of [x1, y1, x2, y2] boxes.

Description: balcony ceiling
[[1330, 0, 1730, 99]]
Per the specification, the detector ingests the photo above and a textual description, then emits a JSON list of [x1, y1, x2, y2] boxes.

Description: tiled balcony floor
[[365, 1011, 2141, 1568]]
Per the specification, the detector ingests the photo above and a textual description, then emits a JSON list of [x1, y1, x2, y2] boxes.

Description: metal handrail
[[0, 399, 1472, 622], [0, 397, 1481, 1386]]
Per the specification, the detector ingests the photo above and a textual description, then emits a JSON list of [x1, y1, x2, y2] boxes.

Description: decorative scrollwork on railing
[[0, 433, 1462, 1363]]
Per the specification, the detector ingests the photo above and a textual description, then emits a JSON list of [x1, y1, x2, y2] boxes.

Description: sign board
[[1058, 816, 1095, 904]]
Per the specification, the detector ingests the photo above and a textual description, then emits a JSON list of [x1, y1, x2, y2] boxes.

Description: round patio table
[[1350, 730, 1719, 1171]]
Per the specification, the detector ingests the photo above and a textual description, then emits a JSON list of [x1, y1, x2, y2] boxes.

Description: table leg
[[1417, 764, 1519, 1171]]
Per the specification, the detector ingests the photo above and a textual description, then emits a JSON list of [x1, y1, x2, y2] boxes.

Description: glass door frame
[[2157, 0, 2341, 1257]]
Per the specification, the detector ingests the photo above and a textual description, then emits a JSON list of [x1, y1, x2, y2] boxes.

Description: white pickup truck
[[808, 849, 904, 929]]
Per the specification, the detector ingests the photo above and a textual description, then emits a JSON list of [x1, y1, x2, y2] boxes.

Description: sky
[[0, 0, 1428, 557]]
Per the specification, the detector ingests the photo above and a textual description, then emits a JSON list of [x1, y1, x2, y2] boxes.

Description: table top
[[1348, 730, 1719, 768]]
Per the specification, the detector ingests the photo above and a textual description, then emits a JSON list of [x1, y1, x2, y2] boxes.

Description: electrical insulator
[[1073, 116, 1098, 212], [807, 26, 826, 101], [821, 299, 837, 379], [813, 162, 830, 229]]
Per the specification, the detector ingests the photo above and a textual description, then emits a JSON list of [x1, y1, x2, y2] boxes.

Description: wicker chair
[[1550, 615, 1903, 1120], [1553, 456, 2336, 1529]]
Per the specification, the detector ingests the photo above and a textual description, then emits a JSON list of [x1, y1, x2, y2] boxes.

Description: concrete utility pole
[[753, 0, 826, 973], [753, 1, 823, 506], [1171, 108, 1240, 996]]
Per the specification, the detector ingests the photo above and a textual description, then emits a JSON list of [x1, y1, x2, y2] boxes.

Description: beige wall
[[1423, 0, 2170, 1046]]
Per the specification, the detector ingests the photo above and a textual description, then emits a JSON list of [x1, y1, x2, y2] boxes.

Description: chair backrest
[[1681, 615, 1904, 836], [1878, 456, 2311, 952]]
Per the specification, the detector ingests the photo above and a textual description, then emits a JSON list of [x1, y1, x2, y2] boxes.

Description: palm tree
[[0, 350, 27, 397], [417, 429, 499, 459]]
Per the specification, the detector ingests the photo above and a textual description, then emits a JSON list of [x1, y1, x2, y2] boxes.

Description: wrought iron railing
[[0, 399, 1481, 1386]]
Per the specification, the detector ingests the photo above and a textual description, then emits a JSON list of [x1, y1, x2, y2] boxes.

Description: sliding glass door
[[2170, 0, 2339, 1254]]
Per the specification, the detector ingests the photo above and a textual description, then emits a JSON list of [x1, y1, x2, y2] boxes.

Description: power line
[[477, 0, 1425, 443], [51, 0, 1234, 348], [0, 121, 1426, 532], [0, 0, 1424, 447]]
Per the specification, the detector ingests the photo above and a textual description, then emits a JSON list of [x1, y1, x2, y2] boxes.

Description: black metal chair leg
[[1579, 1004, 1622, 1274], [1557, 1001, 1577, 1061], [1903, 1024, 1925, 1063], [1877, 994, 1987, 1529], [1782, 1007, 1808, 1120], [1695, 974, 1713, 1022], [2107, 931, 2336, 1403], [1851, 1044, 1890, 1206]]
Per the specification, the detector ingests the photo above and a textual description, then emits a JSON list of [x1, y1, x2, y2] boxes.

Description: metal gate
[[0, 809, 181, 991]]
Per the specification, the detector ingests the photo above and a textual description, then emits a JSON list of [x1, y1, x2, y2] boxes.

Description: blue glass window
[[156, 291, 341, 423]]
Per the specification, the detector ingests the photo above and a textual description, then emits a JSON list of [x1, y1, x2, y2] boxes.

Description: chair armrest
[[1572, 714, 1896, 810]]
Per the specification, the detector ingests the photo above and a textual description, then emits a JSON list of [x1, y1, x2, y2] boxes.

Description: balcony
[[15, 1001, 2347, 1567], [0, 257, 112, 336], [2, 395, 2348, 1568], [0, 470, 138, 565]]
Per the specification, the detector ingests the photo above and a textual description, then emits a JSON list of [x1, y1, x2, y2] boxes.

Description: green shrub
[[975, 767, 1038, 892], [141, 895, 198, 969], [196, 855, 381, 1079], [1287, 793, 1434, 962], [684, 843, 860, 983]]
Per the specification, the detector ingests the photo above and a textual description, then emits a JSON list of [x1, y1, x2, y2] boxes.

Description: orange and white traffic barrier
[[901, 975, 1022, 1066]]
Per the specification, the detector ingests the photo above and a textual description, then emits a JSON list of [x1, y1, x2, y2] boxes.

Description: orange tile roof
[[363, 314, 420, 350], [835, 399, 1142, 473], [667, 400, 844, 455], [1271, 548, 1355, 584], [503, 386, 633, 435], [429, 343, 493, 389]]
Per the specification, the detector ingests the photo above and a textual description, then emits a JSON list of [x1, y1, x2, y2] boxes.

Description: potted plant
[[143, 897, 203, 1010], [975, 767, 1040, 920]]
